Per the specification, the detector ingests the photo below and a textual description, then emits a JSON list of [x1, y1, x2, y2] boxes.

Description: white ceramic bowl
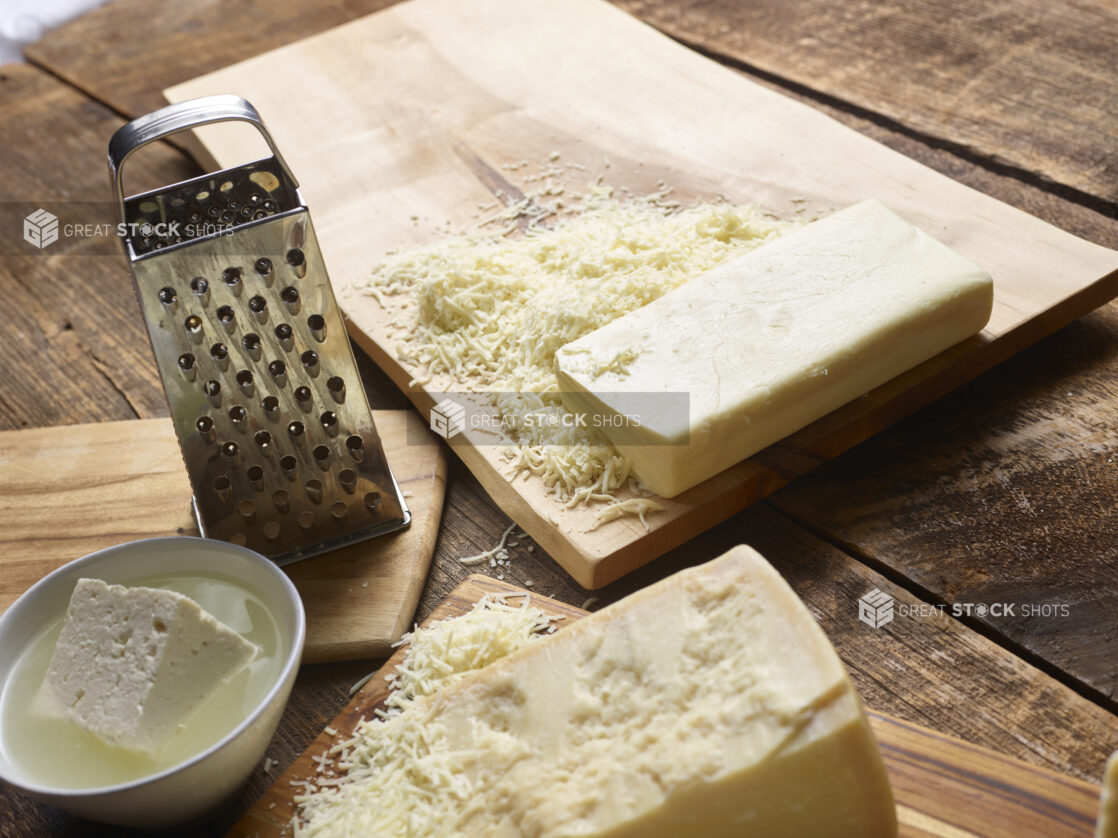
[[0, 537, 305, 830]]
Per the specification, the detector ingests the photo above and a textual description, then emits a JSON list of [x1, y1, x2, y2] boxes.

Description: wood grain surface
[[231, 574, 1106, 838], [2, 0, 1116, 833], [613, 0, 1118, 203], [0, 414, 446, 662], [0, 65, 199, 430], [772, 301, 1118, 707], [164, 0, 1118, 589]]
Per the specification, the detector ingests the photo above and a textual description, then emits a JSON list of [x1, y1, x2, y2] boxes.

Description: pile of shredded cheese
[[295, 595, 558, 836], [361, 176, 791, 524]]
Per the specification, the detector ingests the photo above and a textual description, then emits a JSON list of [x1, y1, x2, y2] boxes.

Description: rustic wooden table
[[1, 1, 1116, 834]]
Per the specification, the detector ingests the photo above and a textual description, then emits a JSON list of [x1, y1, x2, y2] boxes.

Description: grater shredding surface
[[110, 96, 409, 564]]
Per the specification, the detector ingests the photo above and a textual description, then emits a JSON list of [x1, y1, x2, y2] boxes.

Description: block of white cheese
[[1099, 751, 1118, 838], [555, 199, 994, 497], [40, 578, 256, 754], [303, 546, 897, 836]]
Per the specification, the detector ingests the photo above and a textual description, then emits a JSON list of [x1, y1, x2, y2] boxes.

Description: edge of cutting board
[[0, 412, 446, 662], [228, 574, 1104, 837]]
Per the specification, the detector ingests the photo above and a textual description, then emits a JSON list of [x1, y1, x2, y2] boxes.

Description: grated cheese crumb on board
[[456, 522, 517, 567], [293, 595, 557, 836], [360, 179, 791, 525]]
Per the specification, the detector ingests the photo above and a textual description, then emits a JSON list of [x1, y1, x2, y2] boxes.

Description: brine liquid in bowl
[[0, 572, 283, 789]]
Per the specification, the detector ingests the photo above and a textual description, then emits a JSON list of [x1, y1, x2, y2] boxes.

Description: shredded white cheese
[[456, 522, 516, 567], [293, 596, 557, 836], [361, 176, 790, 525]]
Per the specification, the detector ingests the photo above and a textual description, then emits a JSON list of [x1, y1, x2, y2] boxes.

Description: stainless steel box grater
[[108, 95, 409, 564]]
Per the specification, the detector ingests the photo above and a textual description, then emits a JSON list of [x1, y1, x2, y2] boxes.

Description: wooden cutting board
[[166, 0, 1118, 589], [0, 413, 445, 663], [229, 575, 1104, 837]]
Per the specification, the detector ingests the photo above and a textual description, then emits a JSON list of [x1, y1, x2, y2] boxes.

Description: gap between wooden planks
[[229, 574, 1104, 838]]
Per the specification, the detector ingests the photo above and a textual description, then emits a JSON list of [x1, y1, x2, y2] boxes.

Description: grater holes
[[364, 492, 381, 513], [287, 420, 305, 444], [228, 405, 247, 431], [268, 359, 287, 387], [246, 465, 264, 491], [242, 332, 262, 361], [254, 257, 273, 276], [294, 386, 314, 412], [249, 294, 268, 324], [238, 499, 255, 523], [280, 286, 301, 314], [320, 411, 339, 436], [300, 350, 319, 377], [217, 305, 236, 333], [345, 434, 365, 462], [196, 415, 216, 443], [178, 353, 196, 381], [190, 277, 210, 305], [204, 379, 221, 406], [307, 314, 327, 342], [272, 489, 289, 513], [330, 501, 348, 524], [274, 323, 294, 351], [297, 510, 314, 531], [222, 266, 243, 296], [236, 369, 254, 396], [280, 454, 298, 480], [210, 342, 229, 371], [213, 475, 231, 502], [286, 248, 305, 267], [339, 468, 357, 494], [305, 479, 323, 504], [185, 315, 204, 344], [263, 521, 281, 541], [230, 533, 247, 546], [327, 376, 346, 403], [262, 395, 281, 419], [313, 444, 331, 470], [221, 441, 239, 463], [254, 430, 273, 457], [157, 286, 177, 308]]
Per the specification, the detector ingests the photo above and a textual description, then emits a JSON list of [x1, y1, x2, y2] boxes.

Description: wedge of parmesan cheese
[[40, 578, 256, 754], [295, 546, 897, 837], [555, 199, 994, 497]]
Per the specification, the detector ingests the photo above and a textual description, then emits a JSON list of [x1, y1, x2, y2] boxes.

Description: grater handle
[[108, 94, 298, 223]]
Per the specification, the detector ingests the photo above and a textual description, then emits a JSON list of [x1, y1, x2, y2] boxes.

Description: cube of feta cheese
[[40, 578, 256, 754]]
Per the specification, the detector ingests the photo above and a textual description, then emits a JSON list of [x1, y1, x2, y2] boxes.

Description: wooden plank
[[771, 299, 1118, 706], [230, 573, 1108, 837], [165, 0, 1118, 589], [0, 64, 200, 430], [613, 0, 1118, 203], [0, 414, 447, 663], [23, 0, 401, 161], [26, 0, 1118, 209]]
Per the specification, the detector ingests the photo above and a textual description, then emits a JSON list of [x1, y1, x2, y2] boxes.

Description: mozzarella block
[[40, 578, 256, 754], [555, 199, 994, 497], [1098, 751, 1118, 838], [319, 546, 896, 836]]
